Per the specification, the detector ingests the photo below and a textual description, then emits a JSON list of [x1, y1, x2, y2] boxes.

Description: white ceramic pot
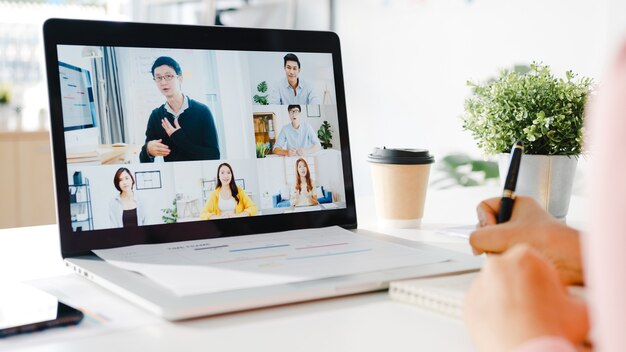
[[498, 154, 578, 221]]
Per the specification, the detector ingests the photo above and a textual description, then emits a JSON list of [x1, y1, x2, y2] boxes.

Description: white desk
[[0, 187, 585, 351]]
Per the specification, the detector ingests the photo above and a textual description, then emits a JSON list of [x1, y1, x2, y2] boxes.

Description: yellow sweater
[[200, 186, 258, 220]]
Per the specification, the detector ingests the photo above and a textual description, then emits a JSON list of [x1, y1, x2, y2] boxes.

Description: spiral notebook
[[388, 272, 479, 318]]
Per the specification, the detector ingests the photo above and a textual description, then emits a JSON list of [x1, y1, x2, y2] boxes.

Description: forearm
[[273, 147, 289, 156], [199, 202, 216, 220], [139, 145, 155, 162], [140, 118, 160, 162], [242, 200, 258, 216]]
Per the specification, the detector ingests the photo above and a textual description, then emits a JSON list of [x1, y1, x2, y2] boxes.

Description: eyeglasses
[[288, 109, 301, 115], [153, 74, 177, 82]]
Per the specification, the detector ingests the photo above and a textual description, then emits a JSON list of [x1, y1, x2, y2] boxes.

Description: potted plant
[[461, 62, 593, 219], [256, 142, 268, 158], [161, 199, 178, 224], [317, 120, 333, 149], [253, 81, 269, 105], [0, 84, 10, 105]]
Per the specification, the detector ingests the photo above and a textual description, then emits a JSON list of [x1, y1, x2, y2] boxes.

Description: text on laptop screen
[[57, 45, 346, 232]]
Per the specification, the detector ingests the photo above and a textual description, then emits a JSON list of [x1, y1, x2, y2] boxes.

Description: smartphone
[[0, 283, 84, 338]]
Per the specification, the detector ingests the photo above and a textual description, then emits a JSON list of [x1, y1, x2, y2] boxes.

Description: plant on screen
[[256, 142, 268, 158], [317, 120, 333, 149], [253, 81, 269, 105], [161, 199, 178, 224]]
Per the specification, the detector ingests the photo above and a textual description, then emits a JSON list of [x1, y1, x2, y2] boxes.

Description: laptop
[[43, 18, 481, 320]]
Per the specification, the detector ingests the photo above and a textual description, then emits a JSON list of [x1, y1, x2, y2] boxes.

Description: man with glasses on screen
[[273, 104, 321, 157], [139, 56, 220, 162]]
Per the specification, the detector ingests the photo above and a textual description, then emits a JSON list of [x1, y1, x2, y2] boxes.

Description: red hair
[[294, 158, 313, 194]]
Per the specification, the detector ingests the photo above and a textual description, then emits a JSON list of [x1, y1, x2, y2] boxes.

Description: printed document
[[94, 226, 450, 296]]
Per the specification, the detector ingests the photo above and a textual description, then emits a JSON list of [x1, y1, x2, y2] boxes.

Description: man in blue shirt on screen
[[269, 53, 321, 105], [273, 104, 321, 157]]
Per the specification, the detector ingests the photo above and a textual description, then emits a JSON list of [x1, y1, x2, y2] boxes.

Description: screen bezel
[[43, 19, 357, 258]]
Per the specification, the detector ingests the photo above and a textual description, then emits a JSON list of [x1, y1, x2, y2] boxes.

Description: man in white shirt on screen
[[269, 53, 320, 105], [273, 104, 321, 157]]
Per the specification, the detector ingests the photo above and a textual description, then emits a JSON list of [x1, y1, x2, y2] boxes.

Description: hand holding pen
[[497, 140, 523, 223]]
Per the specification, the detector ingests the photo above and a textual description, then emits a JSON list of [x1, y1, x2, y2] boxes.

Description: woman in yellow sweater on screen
[[200, 163, 258, 220]]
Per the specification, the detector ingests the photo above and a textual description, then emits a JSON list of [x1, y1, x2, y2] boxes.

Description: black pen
[[497, 140, 524, 223]]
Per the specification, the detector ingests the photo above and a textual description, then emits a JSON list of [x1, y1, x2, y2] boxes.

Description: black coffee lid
[[367, 147, 435, 165]]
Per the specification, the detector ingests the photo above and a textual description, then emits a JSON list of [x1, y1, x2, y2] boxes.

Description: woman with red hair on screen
[[290, 158, 319, 207]]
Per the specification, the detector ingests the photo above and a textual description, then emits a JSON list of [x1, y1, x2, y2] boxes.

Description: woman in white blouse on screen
[[290, 158, 319, 207], [108, 167, 146, 228]]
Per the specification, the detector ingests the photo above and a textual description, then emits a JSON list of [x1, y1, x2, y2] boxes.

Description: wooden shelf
[[0, 130, 55, 229]]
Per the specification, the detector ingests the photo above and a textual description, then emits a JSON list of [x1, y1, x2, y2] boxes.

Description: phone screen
[[0, 283, 84, 338]]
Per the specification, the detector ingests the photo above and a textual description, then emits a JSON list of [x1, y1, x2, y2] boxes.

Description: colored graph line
[[194, 245, 228, 251], [209, 254, 287, 265], [295, 242, 349, 250], [287, 248, 372, 260], [230, 244, 289, 252]]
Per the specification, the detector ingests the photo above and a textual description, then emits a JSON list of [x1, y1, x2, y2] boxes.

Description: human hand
[[147, 139, 170, 157], [288, 148, 297, 156], [470, 196, 583, 285], [464, 245, 589, 352], [296, 148, 304, 156], [161, 118, 181, 137]]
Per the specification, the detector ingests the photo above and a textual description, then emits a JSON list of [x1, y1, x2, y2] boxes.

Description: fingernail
[[478, 213, 487, 227]]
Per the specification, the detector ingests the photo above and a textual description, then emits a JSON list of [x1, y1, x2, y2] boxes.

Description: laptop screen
[[57, 44, 347, 233], [44, 20, 356, 255], [44, 19, 356, 256]]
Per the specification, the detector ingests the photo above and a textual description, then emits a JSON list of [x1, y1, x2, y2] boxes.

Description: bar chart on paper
[[94, 226, 451, 296]]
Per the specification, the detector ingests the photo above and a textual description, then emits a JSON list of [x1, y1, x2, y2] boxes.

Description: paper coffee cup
[[367, 148, 434, 228]]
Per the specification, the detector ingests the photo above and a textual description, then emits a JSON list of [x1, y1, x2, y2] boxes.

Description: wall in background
[[335, 0, 625, 197]]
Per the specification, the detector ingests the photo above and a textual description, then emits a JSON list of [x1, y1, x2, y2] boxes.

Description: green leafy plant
[[256, 142, 268, 158], [317, 121, 333, 149], [253, 81, 269, 105], [461, 62, 593, 155], [161, 199, 178, 224], [0, 84, 11, 104], [431, 153, 499, 189]]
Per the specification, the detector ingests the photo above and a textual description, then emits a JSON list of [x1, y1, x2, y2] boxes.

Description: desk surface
[[66, 144, 141, 165], [0, 186, 586, 352]]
